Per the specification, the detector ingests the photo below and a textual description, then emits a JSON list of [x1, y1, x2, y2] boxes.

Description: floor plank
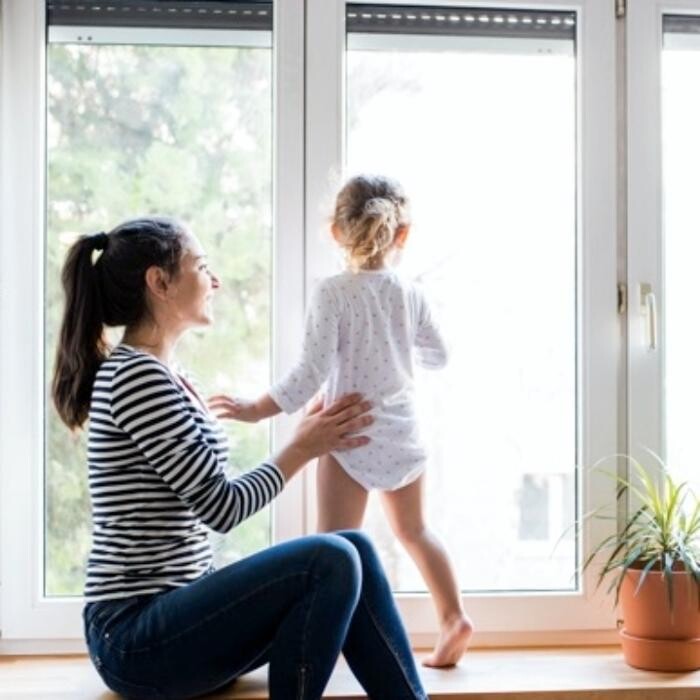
[[0, 648, 699, 699]]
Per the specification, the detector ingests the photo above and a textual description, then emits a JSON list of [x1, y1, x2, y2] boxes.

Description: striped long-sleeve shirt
[[85, 343, 285, 602]]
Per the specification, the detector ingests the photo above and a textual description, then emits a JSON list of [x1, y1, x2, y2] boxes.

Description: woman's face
[[167, 232, 220, 328]]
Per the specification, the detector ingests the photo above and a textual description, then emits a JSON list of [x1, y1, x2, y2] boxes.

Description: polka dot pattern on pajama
[[270, 268, 448, 491]]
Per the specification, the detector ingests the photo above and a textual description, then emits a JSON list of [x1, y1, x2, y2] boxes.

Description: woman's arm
[[111, 355, 371, 530], [110, 356, 283, 534], [210, 392, 375, 482]]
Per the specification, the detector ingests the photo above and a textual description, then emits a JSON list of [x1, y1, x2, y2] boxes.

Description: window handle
[[640, 283, 658, 351]]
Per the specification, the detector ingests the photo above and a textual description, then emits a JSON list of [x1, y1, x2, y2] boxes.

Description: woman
[[52, 216, 427, 700]]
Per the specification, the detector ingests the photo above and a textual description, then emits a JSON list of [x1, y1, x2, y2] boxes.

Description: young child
[[209, 174, 472, 667]]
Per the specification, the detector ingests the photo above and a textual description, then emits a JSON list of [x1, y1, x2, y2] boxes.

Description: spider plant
[[583, 456, 700, 610]]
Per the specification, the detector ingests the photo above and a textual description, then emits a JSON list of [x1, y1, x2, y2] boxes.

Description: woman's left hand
[[273, 393, 373, 482]]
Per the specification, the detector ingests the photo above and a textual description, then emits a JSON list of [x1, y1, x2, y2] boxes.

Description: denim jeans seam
[[294, 538, 328, 700], [296, 573, 319, 700], [86, 603, 118, 631], [101, 571, 309, 654], [94, 655, 164, 698], [233, 641, 272, 677], [359, 597, 423, 699], [298, 663, 308, 700], [204, 640, 273, 693], [86, 599, 145, 644]]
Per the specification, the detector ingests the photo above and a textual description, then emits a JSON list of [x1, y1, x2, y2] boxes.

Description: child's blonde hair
[[332, 175, 410, 271]]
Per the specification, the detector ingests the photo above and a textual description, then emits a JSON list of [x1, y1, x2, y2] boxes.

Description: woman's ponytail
[[52, 217, 185, 430], [52, 233, 108, 430]]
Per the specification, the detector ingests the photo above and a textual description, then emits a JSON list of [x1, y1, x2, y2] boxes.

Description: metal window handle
[[640, 283, 658, 350]]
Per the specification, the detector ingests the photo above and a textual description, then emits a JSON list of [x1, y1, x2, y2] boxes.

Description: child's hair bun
[[364, 196, 394, 213], [334, 176, 410, 271], [363, 196, 398, 226]]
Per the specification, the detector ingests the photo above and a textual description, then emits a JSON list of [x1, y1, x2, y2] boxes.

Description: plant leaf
[[663, 552, 675, 612], [634, 556, 660, 597]]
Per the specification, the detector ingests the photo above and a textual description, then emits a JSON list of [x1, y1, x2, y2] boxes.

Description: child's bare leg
[[317, 454, 369, 532], [380, 473, 472, 667]]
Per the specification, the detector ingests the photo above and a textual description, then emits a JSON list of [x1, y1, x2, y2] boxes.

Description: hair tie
[[91, 231, 109, 252]]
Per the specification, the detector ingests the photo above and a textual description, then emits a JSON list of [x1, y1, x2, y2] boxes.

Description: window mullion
[[625, 0, 665, 491], [272, 0, 309, 543]]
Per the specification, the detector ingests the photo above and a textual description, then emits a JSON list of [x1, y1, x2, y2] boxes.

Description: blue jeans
[[84, 530, 427, 700]]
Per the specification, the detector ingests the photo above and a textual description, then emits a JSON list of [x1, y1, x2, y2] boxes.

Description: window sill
[[1, 647, 699, 699]]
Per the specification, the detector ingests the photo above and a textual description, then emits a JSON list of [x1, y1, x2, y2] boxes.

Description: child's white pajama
[[270, 268, 447, 491]]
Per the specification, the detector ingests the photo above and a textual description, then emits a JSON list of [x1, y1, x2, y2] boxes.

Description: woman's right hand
[[273, 393, 372, 482]]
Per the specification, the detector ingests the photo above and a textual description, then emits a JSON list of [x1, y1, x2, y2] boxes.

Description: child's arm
[[208, 393, 281, 423], [269, 281, 340, 413], [210, 282, 340, 422], [414, 289, 448, 369]]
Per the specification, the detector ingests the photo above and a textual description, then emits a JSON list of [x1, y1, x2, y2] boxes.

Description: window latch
[[617, 283, 627, 315]]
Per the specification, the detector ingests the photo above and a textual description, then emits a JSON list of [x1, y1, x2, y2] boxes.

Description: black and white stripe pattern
[[85, 344, 284, 602]]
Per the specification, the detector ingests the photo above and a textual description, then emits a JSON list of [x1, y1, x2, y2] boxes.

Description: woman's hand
[[293, 393, 372, 458], [274, 393, 373, 482]]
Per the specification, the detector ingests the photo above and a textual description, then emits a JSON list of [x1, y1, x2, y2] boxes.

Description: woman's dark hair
[[52, 216, 186, 429]]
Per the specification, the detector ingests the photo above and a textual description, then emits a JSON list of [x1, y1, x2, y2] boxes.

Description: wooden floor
[[1, 647, 699, 699]]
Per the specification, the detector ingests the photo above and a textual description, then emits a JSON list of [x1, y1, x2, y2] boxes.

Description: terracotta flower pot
[[618, 568, 700, 672]]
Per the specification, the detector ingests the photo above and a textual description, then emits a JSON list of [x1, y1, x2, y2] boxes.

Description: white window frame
[[304, 0, 620, 645], [626, 0, 700, 473], [627, 0, 663, 470], [0, 0, 306, 649], [0, 0, 623, 650], [0, 0, 56, 649]]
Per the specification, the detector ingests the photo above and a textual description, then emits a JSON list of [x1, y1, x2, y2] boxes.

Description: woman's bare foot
[[422, 615, 473, 668]]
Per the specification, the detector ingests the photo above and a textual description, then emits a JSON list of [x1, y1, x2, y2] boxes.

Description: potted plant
[[584, 457, 700, 671]]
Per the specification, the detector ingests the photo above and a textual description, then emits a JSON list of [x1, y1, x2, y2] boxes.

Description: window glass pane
[[45, 39, 273, 596], [347, 10, 578, 592], [662, 18, 700, 493]]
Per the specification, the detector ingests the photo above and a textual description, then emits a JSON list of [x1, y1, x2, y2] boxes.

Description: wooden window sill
[[1, 647, 699, 699]]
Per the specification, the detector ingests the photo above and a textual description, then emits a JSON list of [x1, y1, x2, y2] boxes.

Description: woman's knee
[[334, 529, 380, 564], [308, 534, 362, 596], [333, 531, 395, 598], [334, 528, 370, 547]]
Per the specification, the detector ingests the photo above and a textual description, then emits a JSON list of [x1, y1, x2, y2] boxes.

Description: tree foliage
[[46, 43, 273, 596]]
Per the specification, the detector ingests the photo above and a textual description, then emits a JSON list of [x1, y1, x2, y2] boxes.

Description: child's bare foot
[[422, 615, 473, 668]]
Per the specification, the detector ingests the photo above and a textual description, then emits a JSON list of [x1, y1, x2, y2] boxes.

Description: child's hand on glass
[[207, 395, 261, 423]]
